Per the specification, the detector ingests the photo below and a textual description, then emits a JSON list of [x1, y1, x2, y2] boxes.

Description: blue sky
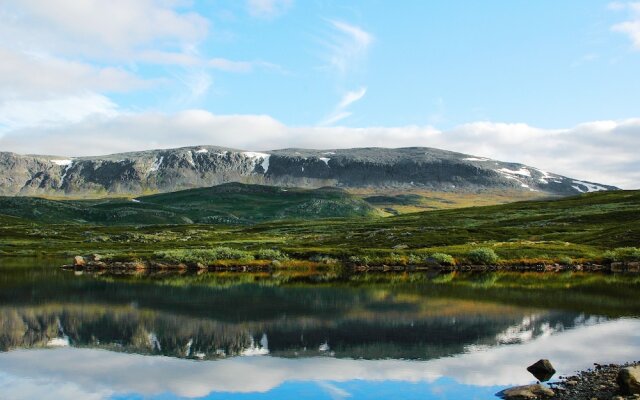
[[107, 0, 640, 128], [0, 0, 640, 187]]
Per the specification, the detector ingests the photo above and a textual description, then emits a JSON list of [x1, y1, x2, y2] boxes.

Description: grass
[[1, 189, 640, 266], [0, 182, 379, 225]]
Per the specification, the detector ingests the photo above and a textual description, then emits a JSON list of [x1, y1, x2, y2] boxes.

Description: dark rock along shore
[[500, 362, 640, 399], [547, 362, 640, 399]]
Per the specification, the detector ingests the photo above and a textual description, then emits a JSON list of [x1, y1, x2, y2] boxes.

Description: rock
[[527, 359, 556, 382], [392, 244, 408, 250], [73, 255, 86, 267], [611, 262, 625, 272], [617, 366, 640, 395], [91, 253, 102, 261], [0, 147, 618, 196], [498, 384, 554, 399]]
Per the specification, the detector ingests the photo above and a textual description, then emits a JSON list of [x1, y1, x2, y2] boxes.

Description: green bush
[[310, 255, 339, 264], [387, 253, 405, 265], [348, 255, 371, 265], [602, 247, 640, 262], [430, 253, 455, 266], [558, 256, 574, 266], [255, 249, 288, 261], [155, 247, 254, 264], [468, 247, 499, 265]]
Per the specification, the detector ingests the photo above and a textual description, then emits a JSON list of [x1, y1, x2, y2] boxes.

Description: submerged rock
[[497, 384, 554, 399], [527, 359, 556, 381]]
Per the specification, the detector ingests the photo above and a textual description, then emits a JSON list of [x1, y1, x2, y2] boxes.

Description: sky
[[0, 1, 639, 187]]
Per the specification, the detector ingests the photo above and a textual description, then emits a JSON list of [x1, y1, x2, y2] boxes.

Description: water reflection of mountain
[[0, 303, 599, 360], [0, 264, 616, 361]]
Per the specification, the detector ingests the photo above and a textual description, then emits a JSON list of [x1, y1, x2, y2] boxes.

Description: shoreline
[[63, 255, 640, 273], [501, 361, 640, 399]]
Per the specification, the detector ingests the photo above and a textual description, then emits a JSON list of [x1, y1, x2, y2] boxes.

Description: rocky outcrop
[[0, 146, 618, 196]]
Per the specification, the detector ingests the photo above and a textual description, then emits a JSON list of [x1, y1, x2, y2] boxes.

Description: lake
[[1, 258, 639, 399]]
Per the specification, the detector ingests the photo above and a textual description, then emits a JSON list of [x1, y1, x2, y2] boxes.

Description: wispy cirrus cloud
[[611, 2, 640, 49], [321, 87, 367, 125], [322, 20, 374, 74], [318, 20, 373, 124], [247, 0, 293, 19]]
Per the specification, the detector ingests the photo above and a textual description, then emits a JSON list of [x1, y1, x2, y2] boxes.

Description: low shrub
[[467, 247, 499, 265], [387, 253, 405, 265], [348, 255, 371, 265], [155, 247, 254, 264], [310, 255, 339, 265], [255, 249, 288, 261], [602, 247, 640, 262], [430, 252, 455, 266], [558, 256, 573, 266]]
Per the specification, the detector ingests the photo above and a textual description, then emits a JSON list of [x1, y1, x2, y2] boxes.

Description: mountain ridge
[[0, 146, 618, 197]]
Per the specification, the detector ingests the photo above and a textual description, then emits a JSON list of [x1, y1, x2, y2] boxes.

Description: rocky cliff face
[[0, 146, 618, 196]]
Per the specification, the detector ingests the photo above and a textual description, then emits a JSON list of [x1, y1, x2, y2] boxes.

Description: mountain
[[0, 146, 618, 197], [0, 183, 377, 225]]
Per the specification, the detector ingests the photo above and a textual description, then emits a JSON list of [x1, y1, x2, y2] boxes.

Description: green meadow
[[1, 186, 639, 267]]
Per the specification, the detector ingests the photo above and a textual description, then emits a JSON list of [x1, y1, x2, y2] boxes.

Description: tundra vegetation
[[0, 188, 639, 269]]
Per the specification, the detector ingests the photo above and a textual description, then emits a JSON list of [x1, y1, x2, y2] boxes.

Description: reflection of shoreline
[[0, 319, 638, 399], [0, 304, 586, 361]]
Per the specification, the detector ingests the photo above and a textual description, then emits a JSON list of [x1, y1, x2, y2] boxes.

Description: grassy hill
[[0, 183, 378, 225], [1, 189, 639, 265]]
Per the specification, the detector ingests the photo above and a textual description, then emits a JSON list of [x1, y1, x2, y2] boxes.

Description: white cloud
[[1, 111, 639, 188], [0, 94, 118, 131], [0, 49, 152, 101], [611, 2, 640, 49], [338, 87, 367, 109], [0, 0, 209, 60], [247, 0, 293, 19], [175, 72, 213, 104], [322, 20, 373, 74], [321, 87, 367, 126], [0, 319, 638, 398]]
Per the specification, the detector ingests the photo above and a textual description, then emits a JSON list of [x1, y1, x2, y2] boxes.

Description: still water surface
[[1, 259, 639, 399]]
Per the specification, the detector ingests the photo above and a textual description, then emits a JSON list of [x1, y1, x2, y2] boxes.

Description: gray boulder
[[497, 384, 554, 399]]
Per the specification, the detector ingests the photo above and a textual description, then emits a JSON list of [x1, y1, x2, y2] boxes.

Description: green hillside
[[1, 189, 639, 265], [0, 183, 378, 225]]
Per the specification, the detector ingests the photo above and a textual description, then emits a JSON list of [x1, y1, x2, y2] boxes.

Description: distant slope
[[0, 146, 618, 197], [2, 190, 640, 264], [0, 182, 377, 225]]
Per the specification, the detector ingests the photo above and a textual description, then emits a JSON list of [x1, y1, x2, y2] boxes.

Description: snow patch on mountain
[[51, 159, 73, 166], [60, 161, 74, 184], [463, 157, 490, 161], [572, 180, 608, 193], [319, 157, 331, 166], [150, 156, 163, 172], [242, 152, 270, 174], [497, 167, 531, 177]]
